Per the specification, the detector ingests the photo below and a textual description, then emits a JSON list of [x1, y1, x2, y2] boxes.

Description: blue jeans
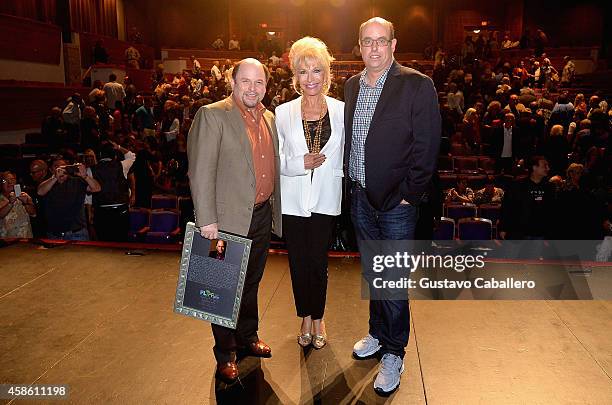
[[350, 185, 418, 359], [47, 228, 89, 241]]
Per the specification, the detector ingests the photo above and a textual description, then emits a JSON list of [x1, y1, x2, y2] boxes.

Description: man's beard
[[242, 93, 261, 108]]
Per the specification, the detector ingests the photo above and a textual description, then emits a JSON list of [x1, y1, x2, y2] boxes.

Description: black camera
[[61, 164, 80, 176]]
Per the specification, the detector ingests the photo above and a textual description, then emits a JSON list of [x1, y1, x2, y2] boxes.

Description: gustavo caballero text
[[372, 277, 536, 289]]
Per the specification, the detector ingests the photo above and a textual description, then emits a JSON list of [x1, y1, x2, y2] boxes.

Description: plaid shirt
[[349, 64, 392, 187]]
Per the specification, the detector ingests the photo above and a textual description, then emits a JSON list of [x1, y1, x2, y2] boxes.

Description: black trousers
[[211, 201, 272, 363], [94, 204, 129, 242], [283, 213, 335, 320]]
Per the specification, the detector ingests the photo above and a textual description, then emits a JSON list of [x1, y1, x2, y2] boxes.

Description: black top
[[499, 177, 553, 238], [304, 112, 331, 152], [45, 177, 88, 233]]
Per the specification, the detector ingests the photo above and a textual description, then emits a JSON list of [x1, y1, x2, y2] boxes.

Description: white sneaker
[[373, 353, 404, 396], [352, 334, 381, 359]]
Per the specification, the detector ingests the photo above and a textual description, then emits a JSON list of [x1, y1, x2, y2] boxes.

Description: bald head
[[231, 58, 270, 82], [359, 17, 395, 41], [231, 58, 269, 109]]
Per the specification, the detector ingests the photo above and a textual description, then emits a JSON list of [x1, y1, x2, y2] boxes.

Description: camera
[[61, 164, 80, 176]]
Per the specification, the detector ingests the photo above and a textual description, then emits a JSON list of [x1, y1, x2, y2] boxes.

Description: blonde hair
[[289, 37, 334, 95], [550, 124, 564, 137], [463, 107, 478, 122], [566, 163, 583, 177]]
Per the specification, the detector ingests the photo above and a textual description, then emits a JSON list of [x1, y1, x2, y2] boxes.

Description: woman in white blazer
[[275, 37, 344, 349]]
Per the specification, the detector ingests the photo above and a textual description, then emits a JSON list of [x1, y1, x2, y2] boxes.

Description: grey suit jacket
[[187, 96, 282, 237]]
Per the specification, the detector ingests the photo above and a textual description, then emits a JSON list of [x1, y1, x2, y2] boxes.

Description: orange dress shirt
[[235, 100, 275, 205]]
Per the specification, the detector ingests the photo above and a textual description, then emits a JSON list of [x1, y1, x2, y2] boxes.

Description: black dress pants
[[211, 201, 272, 363], [94, 204, 129, 242], [283, 213, 335, 320]]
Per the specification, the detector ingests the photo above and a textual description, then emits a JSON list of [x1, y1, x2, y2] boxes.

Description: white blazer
[[275, 96, 345, 217]]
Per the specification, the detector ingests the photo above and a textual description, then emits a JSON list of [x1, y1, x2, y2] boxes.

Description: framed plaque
[[174, 222, 251, 329]]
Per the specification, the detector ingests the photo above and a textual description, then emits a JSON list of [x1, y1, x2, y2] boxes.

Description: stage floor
[[1, 243, 611, 404]]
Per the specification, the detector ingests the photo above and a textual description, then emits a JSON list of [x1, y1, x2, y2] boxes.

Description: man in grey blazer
[[187, 58, 282, 383]]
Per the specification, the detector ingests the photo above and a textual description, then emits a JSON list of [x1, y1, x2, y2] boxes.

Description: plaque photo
[[174, 222, 252, 329]]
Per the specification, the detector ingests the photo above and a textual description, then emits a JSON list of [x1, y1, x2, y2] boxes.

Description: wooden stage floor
[[1, 243, 611, 404]]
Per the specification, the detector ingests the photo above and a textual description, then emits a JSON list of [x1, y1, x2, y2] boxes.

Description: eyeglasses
[[360, 38, 392, 48]]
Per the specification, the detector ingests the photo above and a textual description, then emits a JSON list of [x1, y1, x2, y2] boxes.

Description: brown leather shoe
[[248, 340, 272, 358], [216, 361, 239, 383]]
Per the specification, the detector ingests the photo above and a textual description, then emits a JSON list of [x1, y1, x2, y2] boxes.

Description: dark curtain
[[0, 0, 57, 24], [70, 0, 117, 38]]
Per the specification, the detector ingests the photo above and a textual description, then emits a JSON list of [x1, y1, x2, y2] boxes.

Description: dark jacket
[[491, 125, 522, 159], [499, 177, 553, 239], [344, 61, 441, 210]]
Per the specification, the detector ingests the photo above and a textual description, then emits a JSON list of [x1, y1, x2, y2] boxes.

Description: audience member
[[37, 159, 101, 241], [0, 171, 36, 238], [125, 45, 141, 69], [93, 40, 109, 64], [445, 176, 474, 204], [561, 56, 575, 87], [228, 36, 240, 50], [103, 74, 126, 110], [499, 156, 552, 239], [474, 176, 504, 205], [92, 142, 136, 242], [211, 36, 224, 50]]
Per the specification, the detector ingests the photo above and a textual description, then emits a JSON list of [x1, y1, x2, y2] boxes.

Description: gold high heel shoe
[[297, 332, 312, 347], [312, 334, 327, 349]]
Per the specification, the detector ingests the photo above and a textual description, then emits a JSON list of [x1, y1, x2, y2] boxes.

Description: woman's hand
[[17, 192, 32, 205], [304, 153, 326, 170]]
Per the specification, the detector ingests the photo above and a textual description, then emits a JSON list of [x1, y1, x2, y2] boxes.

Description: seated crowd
[[432, 47, 611, 240], [1, 45, 610, 243]]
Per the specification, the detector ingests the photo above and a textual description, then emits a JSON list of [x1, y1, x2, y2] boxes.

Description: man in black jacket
[[499, 155, 552, 239], [344, 17, 441, 396]]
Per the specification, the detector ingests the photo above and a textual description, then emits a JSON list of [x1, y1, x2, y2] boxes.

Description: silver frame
[[173, 222, 251, 329]]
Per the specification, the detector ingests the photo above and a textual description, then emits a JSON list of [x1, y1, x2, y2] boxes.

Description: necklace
[[301, 97, 327, 154]]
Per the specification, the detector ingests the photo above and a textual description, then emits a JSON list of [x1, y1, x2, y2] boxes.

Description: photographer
[[37, 159, 101, 241], [0, 171, 36, 238], [92, 142, 136, 242], [23, 160, 50, 237]]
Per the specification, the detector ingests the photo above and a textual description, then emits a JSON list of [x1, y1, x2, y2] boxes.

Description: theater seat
[[20, 144, 49, 157], [478, 204, 502, 224], [479, 157, 496, 174], [143, 209, 181, 244], [437, 155, 454, 173], [478, 204, 502, 238], [454, 156, 480, 174], [128, 208, 150, 242], [433, 217, 455, 240], [0, 144, 21, 158], [458, 218, 493, 240], [467, 174, 487, 191], [449, 142, 467, 156], [25, 133, 46, 144], [445, 203, 477, 223], [0, 156, 19, 172], [439, 174, 457, 192], [151, 194, 178, 210]]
